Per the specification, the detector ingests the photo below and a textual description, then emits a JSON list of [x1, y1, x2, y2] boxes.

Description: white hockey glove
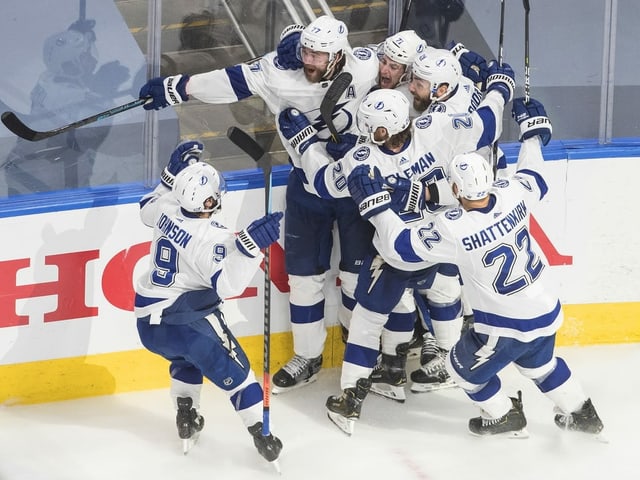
[[512, 97, 552, 146]]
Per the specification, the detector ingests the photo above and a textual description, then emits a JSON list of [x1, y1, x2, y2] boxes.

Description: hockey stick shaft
[[320, 71, 353, 142], [492, 0, 506, 174], [1, 97, 149, 142], [523, 0, 531, 102], [226, 127, 273, 435]]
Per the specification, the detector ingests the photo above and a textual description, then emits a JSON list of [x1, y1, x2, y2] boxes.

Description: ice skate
[[326, 378, 372, 436], [468, 391, 529, 438], [554, 398, 605, 441], [176, 397, 204, 454], [410, 346, 456, 393], [369, 343, 409, 403], [272, 354, 322, 394], [248, 422, 283, 470]]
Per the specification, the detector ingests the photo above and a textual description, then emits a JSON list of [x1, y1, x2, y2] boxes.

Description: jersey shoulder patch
[[444, 207, 464, 220], [494, 178, 510, 188], [428, 103, 447, 113], [352, 146, 371, 162], [414, 115, 433, 129], [352, 47, 374, 60]]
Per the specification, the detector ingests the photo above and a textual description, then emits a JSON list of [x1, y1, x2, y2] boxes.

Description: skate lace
[[422, 348, 447, 374], [283, 354, 311, 377], [421, 333, 438, 358], [481, 415, 504, 427]]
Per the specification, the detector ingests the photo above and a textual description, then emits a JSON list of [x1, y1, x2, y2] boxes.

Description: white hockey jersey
[[299, 89, 505, 211], [368, 137, 561, 341], [134, 185, 263, 324]]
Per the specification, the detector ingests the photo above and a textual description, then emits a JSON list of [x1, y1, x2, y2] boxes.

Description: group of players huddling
[[134, 14, 605, 467]]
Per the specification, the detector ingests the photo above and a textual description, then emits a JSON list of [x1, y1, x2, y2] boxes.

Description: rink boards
[[1, 147, 640, 404]]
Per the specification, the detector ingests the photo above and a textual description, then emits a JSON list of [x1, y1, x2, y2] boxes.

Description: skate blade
[[370, 384, 406, 403], [327, 411, 356, 436], [270, 459, 282, 474], [182, 432, 200, 455], [410, 380, 457, 393], [272, 373, 319, 395], [470, 428, 530, 439]]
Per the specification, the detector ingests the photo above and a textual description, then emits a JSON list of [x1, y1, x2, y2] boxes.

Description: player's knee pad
[[288, 273, 325, 306]]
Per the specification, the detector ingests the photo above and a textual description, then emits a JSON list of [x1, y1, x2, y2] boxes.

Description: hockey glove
[[139, 74, 190, 110], [436, 0, 465, 22], [447, 41, 488, 89], [278, 108, 318, 155], [385, 175, 426, 213], [485, 61, 515, 104], [236, 212, 284, 258], [326, 133, 359, 161], [512, 97, 552, 146], [161, 140, 204, 188], [276, 24, 304, 70], [348, 165, 391, 220]]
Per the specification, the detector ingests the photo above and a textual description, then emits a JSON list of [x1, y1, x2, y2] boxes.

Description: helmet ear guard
[[448, 152, 493, 200], [173, 163, 227, 214], [412, 48, 462, 101], [356, 89, 411, 144]]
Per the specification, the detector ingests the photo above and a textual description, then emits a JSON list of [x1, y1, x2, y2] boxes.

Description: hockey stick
[[523, 0, 531, 103], [491, 0, 506, 175], [226, 127, 278, 466], [320, 71, 353, 142], [1, 97, 149, 142]]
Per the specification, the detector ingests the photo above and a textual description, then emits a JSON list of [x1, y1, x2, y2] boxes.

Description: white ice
[[1, 343, 637, 480]]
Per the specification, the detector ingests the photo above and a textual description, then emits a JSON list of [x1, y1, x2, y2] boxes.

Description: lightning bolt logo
[[367, 255, 385, 294], [206, 313, 245, 369], [470, 337, 498, 371]]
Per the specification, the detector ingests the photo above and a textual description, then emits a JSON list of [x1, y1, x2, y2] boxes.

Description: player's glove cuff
[[358, 191, 391, 220], [236, 229, 261, 258]]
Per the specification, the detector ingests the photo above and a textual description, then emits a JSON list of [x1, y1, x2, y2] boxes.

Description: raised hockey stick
[[320, 71, 353, 142], [491, 0, 506, 175], [1, 97, 149, 142], [226, 126, 280, 470], [523, 0, 531, 103]]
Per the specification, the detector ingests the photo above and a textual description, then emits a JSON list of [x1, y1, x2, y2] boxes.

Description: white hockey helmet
[[381, 30, 427, 66], [448, 152, 493, 200], [412, 48, 462, 101], [173, 162, 227, 214], [300, 15, 349, 78], [357, 89, 411, 144]]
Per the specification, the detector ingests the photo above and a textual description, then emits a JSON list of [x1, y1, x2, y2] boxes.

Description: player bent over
[[347, 98, 604, 438], [134, 141, 284, 463]]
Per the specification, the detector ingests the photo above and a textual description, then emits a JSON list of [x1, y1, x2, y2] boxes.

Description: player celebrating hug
[[347, 97, 604, 438], [134, 141, 284, 462], [138, 16, 380, 394]]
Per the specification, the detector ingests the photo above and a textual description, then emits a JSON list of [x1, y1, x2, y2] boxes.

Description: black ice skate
[[326, 378, 372, 436], [554, 398, 605, 437], [468, 391, 529, 438], [410, 346, 456, 393], [272, 354, 322, 394], [176, 397, 204, 454], [370, 343, 409, 403], [248, 422, 283, 467]]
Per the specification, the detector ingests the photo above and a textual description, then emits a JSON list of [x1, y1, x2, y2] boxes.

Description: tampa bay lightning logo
[[311, 101, 354, 135], [353, 47, 373, 60], [415, 115, 433, 129], [494, 178, 510, 188], [429, 103, 446, 113], [353, 146, 371, 161], [445, 207, 463, 220], [199, 175, 209, 185]]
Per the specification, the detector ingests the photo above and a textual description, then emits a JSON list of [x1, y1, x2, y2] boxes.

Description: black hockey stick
[[226, 126, 277, 456], [320, 71, 353, 142], [491, 0, 506, 175], [1, 97, 149, 142], [523, 0, 531, 103]]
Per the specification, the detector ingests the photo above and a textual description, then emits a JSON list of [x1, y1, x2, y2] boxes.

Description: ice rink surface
[[1, 343, 638, 480]]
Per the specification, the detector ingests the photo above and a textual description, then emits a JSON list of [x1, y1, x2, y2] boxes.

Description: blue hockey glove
[[485, 61, 515, 104], [276, 24, 304, 70], [326, 133, 359, 161], [278, 108, 318, 155], [139, 74, 189, 110], [236, 212, 284, 258], [437, 0, 465, 21], [447, 41, 489, 88], [348, 165, 391, 220], [161, 140, 204, 188], [512, 97, 553, 146], [385, 175, 426, 213]]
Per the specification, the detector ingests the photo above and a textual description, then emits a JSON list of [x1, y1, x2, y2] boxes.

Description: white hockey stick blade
[[327, 411, 356, 436], [370, 384, 406, 403]]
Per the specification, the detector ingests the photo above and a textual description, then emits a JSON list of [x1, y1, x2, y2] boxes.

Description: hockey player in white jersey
[[347, 97, 604, 438], [134, 142, 284, 462], [138, 16, 379, 394]]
